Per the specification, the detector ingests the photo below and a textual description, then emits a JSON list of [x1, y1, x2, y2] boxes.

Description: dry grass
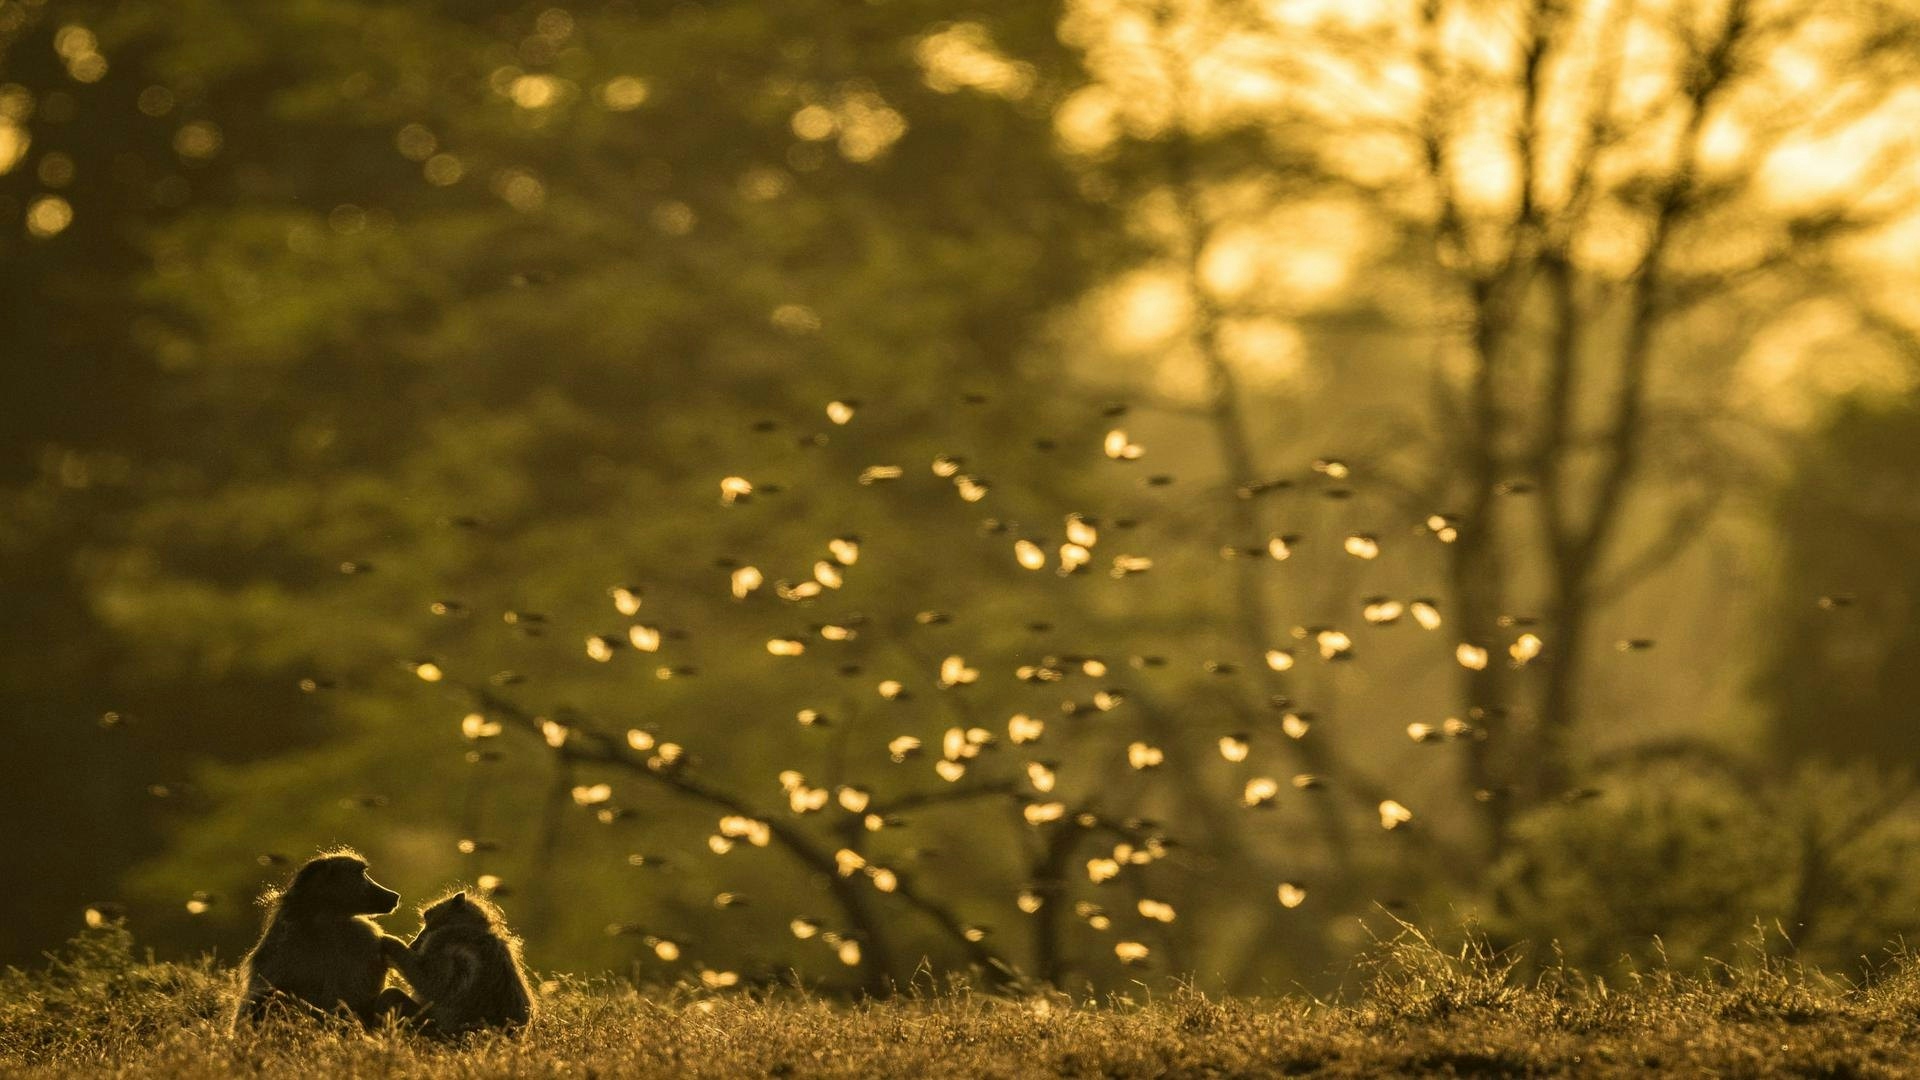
[[9, 925, 1920, 1077]]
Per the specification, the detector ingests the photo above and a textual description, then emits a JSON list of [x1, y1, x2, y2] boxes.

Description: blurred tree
[[0, 0, 301, 966], [8, 0, 1920, 994], [1050, 0, 1920, 868], [8, 0, 1174, 990]]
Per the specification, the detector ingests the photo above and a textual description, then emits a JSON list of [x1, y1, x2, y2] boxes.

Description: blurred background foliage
[[5, 0, 1920, 994]]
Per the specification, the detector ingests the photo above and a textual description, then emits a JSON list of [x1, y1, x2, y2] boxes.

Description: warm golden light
[[25, 195, 72, 239]]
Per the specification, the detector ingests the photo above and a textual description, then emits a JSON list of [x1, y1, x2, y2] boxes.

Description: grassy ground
[[8, 926, 1920, 1077]]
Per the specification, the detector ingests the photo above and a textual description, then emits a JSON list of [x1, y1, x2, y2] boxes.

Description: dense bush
[[1489, 758, 1920, 974]]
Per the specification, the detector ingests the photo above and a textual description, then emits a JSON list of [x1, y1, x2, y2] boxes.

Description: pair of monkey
[[232, 848, 533, 1036]]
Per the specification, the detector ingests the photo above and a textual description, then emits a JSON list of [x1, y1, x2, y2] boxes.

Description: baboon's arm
[[381, 935, 435, 991], [365, 985, 421, 1028], [385, 936, 483, 1001]]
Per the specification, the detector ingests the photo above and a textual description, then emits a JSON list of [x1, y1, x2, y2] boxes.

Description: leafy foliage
[[1765, 395, 1920, 764], [1490, 760, 1920, 974]]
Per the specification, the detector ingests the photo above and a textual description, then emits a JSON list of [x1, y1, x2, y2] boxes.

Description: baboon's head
[[278, 850, 400, 917], [420, 889, 500, 934]]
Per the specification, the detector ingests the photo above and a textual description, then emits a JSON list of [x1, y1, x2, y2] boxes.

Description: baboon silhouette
[[232, 848, 416, 1029], [383, 889, 534, 1035]]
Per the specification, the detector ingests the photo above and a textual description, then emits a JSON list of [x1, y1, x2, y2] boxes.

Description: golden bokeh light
[[598, 76, 651, 111], [917, 23, 1036, 99], [25, 195, 72, 238]]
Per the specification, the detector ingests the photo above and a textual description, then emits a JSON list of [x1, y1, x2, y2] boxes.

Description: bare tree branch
[[458, 683, 1021, 990]]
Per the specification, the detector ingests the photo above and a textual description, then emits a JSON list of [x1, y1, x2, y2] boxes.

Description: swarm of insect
[[312, 387, 1673, 994]]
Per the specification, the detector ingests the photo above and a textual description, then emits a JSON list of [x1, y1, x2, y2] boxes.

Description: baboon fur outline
[[232, 847, 416, 1029], [383, 888, 534, 1036]]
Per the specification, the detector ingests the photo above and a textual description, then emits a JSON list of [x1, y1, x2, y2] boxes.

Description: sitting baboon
[[383, 889, 533, 1035], [232, 848, 417, 1029]]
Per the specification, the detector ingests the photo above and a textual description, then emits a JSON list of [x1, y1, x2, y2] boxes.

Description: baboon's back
[[236, 915, 386, 1025], [420, 933, 532, 1033]]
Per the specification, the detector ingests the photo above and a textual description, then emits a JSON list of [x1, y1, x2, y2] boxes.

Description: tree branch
[[458, 683, 1020, 990]]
